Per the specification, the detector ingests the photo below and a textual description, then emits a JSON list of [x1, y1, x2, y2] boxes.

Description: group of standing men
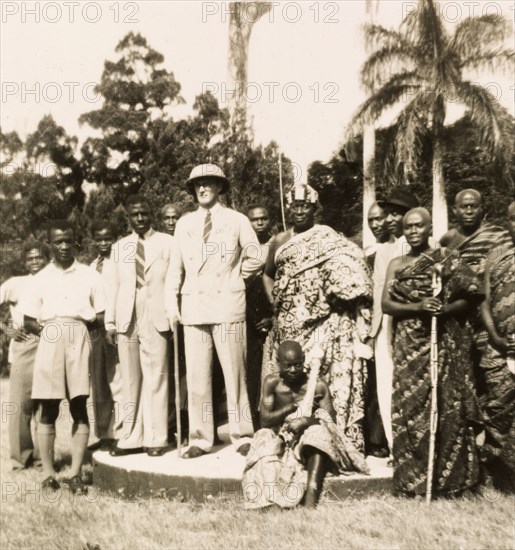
[[365, 189, 514, 498], [1, 164, 274, 493], [1, 164, 513, 503]]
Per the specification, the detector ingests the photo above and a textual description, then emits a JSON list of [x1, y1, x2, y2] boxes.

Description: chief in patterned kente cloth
[[478, 201, 515, 490], [262, 183, 372, 462], [383, 208, 484, 497]]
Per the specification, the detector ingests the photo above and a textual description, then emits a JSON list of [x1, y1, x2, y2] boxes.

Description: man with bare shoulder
[[383, 208, 483, 497], [440, 189, 511, 276], [243, 341, 369, 510]]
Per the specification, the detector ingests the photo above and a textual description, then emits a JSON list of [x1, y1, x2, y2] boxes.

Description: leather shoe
[[182, 446, 208, 459], [237, 443, 251, 457], [42, 476, 60, 491], [62, 474, 88, 495], [109, 446, 143, 457], [147, 447, 166, 457], [87, 440, 102, 451], [100, 439, 115, 452]]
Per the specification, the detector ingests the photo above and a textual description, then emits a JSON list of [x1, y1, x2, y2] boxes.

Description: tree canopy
[[347, 0, 514, 237]]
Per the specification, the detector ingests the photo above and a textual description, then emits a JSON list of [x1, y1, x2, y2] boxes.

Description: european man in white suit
[[167, 164, 263, 458], [106, 194, 174, 457]]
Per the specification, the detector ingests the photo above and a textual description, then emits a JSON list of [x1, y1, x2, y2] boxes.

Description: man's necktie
[[136, 238, 145, 289], [203, 210, 212, 243], [96, 257, 104, 274]]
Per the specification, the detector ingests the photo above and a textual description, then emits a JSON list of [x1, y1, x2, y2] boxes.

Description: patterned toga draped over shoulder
[[389, 247, 484, 496], [262, 225, 372, 462]]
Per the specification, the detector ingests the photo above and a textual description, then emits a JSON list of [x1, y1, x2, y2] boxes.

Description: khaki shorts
[[32, 318, 92, 400]]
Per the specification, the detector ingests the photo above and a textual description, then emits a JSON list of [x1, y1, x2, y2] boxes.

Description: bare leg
[[304, 451, 327, 509]]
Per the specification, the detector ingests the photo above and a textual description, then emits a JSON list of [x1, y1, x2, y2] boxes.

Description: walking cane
[[173, 319, 182, 459], [426, 264, 442, 503]]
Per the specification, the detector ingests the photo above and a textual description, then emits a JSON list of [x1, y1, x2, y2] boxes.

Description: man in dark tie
[[88, 221, 123, 452], [167, 165, 263, 458], [106, 195, 175, 457]]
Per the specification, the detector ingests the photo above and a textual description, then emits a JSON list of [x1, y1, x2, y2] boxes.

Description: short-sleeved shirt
[[1, 274, 35, 363], [0, 275, 33, 329], [23, 260, 105, 322]]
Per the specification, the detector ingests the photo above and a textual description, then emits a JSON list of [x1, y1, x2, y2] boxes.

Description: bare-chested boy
[[243, 340, 368, 510]]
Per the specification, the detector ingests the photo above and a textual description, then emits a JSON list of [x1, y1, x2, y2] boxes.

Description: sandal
[[41, 476, 60, 491]]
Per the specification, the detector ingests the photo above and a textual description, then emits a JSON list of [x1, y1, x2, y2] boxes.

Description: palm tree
[[347, 0, 513, 238], [362, 0, 380, 249]]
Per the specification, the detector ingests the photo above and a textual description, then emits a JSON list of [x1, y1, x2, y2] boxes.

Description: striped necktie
[[203, 210, 212, 243], [96, 256, 104, 274], [136, 238, 145, 289]]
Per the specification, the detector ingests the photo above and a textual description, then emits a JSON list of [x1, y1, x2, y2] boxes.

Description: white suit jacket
[[166, 203, 264, 325], [105, 230, 174, 333]]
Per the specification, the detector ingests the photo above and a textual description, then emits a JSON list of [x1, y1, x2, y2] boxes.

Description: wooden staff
[[426, 264, 442, 503], [278, 148, 286, 231], [173, 319, 182, 458]]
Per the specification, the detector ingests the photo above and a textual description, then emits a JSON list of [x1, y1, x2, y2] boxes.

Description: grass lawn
[[0, 377, 513, 550]]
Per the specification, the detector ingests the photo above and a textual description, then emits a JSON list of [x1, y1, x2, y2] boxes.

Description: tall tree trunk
[[362, 0, 379, 249], [227, 1, 270, 132], [432, 137, 448, 239], [362, 124, 376, 248]]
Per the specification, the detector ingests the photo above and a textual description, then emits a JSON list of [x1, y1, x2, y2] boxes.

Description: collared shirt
[[23, 260, 105, 322], [0, 274, 33, 329], [198, 202, 221, 222]]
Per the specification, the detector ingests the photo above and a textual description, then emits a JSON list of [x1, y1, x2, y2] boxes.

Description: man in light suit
[[167, 164, 263, 458], [106, 195, 174, 457]]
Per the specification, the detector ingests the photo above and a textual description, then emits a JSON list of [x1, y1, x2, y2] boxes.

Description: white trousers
[[183, 322, 254, 452], [117, 288, 169, 448], [374, 314, 394, 449]]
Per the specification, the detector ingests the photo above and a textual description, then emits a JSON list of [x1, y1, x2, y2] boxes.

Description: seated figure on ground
[[243, 341, 369, 510]]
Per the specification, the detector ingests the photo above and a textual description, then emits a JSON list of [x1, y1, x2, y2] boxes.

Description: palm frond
[[345, 72, 421, 140], [363, 24, 413, 53], [361, 46, 418, 90], [460, 47, 515, 73], [455, 80, 514, 162], [404, 0, 450, 61], [450, 15, 512, 59]]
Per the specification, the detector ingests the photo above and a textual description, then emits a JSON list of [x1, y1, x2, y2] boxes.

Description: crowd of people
[[1, 164, 513, 508]]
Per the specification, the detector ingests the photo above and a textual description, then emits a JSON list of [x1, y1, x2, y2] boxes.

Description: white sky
[[1, 0, 514, 179]]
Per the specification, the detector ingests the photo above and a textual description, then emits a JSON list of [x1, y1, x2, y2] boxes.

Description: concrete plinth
[[93, 444, 392, 502]]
